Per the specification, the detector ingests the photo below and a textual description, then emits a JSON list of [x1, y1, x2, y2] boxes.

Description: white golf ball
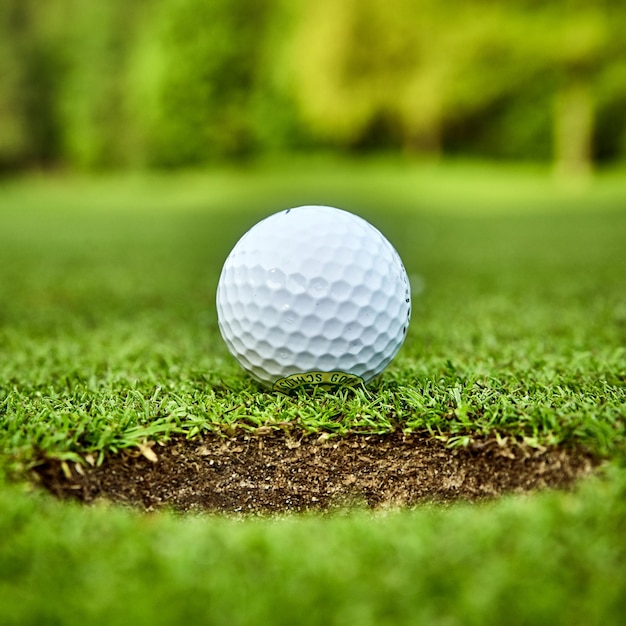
[[216, 205, 411, 392]]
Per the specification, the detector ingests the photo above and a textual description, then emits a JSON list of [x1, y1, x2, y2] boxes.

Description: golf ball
[[216, 205, 411, 392]]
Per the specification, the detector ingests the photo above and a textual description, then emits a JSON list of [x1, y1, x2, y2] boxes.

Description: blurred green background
[[1, 0, 625, 175]]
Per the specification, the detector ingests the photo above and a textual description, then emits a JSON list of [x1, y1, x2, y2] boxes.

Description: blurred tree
[[58, 0, 151, 168], [290, 0, 540, 156], [0, 0, 624, 170], [290, 0, 426, 151], [510, 0, 626, 177], [0, 0, 67, 170], [289, 0, 626, 172], [544, 1, 609, 179], [585, 0, 626, 164], [0, 2, 28, 168], [141, 0, 297, 166]]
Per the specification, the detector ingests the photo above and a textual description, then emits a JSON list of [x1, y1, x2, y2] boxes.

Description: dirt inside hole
[[33, 432, 599, 514]]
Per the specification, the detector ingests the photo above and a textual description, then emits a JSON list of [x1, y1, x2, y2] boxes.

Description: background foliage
[[1, 0, 625, 172]]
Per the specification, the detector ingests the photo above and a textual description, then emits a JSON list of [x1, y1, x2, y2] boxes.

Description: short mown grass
[[1, 159, 625, 624]]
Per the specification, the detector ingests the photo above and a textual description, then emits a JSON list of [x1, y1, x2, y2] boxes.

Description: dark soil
[[33, 431, 599, 514]]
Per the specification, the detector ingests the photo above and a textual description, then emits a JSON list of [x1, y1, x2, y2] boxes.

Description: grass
[[1, 158, 625, 624], [2, 467, 626, 626]]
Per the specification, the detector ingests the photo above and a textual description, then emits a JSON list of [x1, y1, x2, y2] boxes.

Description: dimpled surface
[[216, 205, 411, 389]]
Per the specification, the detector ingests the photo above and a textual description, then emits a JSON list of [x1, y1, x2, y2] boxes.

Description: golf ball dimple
[[216, 205, 411, 392]]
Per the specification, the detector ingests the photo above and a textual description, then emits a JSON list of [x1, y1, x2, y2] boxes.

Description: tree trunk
[[553, 77, 594, 183], [402, 117, 443, 159]]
